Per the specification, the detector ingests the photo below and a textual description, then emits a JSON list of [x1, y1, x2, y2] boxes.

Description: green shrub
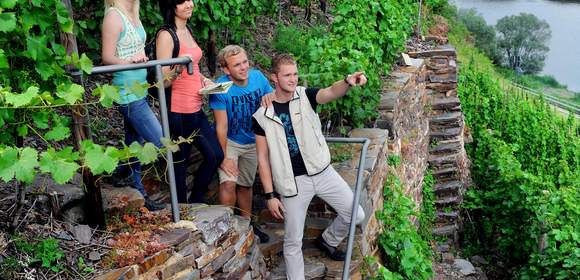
[[376, 172, 433, 279], [458, 62, 579, 279], [457, 9, 500, 63]]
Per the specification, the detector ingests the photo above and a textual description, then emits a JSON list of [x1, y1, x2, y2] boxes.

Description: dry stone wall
[[409, 46, 472, 252]]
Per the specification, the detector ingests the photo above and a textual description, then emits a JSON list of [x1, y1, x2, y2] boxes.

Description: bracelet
[[344, 75, 353, 87], [262, 192, 276, 200]]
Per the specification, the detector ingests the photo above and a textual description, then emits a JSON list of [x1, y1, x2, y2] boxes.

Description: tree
[[495, 13, 551, 74], [458, 9, 500, 63]]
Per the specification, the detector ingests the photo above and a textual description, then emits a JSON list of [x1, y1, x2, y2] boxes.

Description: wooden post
[[206, 29, 217, 76], [60, 0, 105, 229]]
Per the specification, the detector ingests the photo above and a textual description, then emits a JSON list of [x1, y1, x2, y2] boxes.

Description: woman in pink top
[[156, 0, 223, 203]]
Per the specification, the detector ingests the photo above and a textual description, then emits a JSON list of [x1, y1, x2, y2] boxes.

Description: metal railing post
[[325, 137, 371, 280], [155, 65, 180, 222]]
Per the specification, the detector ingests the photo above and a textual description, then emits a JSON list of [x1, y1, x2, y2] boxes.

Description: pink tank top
[[170, 41, 203, 113]]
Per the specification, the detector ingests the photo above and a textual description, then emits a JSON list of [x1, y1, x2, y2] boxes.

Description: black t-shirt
[[253, 88, 320, 176]]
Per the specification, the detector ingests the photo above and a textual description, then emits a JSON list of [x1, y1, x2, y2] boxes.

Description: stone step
[[436, 211, 460, 224], [429, 72, 457, 84], [432, 224, 458, 237], [271, 258, 326, 280], [430, 111, 463, 125], [429, 139, 462, 155], [258, 223, 285, 258], [379, 92, 398, 110], [430, 127, 462, 140], [435, 196, 462, 207], [431, 97, 461, 111], [431, 167, 460, 181], [433, 181, 462, 197], [428, 153, 462, 168]]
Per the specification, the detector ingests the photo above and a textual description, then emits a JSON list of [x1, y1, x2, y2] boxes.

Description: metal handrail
[[90, 56, 194, 223], [325, 137, 371, 280]]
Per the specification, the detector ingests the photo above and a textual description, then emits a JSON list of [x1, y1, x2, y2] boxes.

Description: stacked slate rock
[[95, 205, 268, 280]]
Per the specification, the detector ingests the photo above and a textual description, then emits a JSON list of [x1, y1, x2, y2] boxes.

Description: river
[[453, 0, 580, 92]]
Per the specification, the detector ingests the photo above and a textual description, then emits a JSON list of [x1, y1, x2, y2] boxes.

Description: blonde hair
[[271, 53, 296, 74], [217, 45, 247, 68], [105, 0, 140, 19]]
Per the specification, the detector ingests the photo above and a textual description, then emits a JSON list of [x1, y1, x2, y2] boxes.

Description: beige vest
[[253, 87, 331, 197]]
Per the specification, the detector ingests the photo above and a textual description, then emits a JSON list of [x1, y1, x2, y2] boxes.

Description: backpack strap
[[155, 24, 195, 59]]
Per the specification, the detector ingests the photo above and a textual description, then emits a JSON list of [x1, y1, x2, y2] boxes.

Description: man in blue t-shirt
[[209, 45, 273, 242]]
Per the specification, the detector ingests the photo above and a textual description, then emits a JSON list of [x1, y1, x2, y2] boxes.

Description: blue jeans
[[169, 110, 224, 203], [117, 98, 163, 196]]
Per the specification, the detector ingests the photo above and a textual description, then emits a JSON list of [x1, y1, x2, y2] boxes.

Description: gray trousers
[[281, 166, 365, 280]]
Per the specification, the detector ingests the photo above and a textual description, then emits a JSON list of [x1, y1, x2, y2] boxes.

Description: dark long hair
[[158, 0, 188, 28]]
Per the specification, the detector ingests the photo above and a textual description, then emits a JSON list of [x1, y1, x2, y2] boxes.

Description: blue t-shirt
[[210, 69, 273, 144]]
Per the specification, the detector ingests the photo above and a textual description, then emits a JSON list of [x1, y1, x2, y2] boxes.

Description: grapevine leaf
[[17, 125, 28, 137], [138, 143, 158, 165], [128, 81, 148, 99], [0, 0, 17, 9], [55, 1, 73, 34], [83, 142, 118, 175], [0, 49, 8, 69], [39, 148, 80, 184], [56, 83, 84, 105], [0, 13, 17, 33], [96, 84, 120, 108], [0, 147, 18, 182], [26, 36, 52, 61], [31, 111, 50, 129], [15, 148, 39, 184], [36, 61, 55, 80], [79, 53, 93, 74], [161, 137, 179, 153], [44, 125, 70, 141], [5, 86, 39, 107], [128, 141, 142, 155]]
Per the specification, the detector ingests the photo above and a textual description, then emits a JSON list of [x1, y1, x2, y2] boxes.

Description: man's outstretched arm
[[315, 71, 367, 104]]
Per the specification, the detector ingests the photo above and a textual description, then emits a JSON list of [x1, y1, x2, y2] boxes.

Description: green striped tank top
[[107, 7, 147, 104]]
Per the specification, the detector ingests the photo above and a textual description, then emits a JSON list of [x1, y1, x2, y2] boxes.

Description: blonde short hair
[[271, 53, 296, 74], [217, 45, 246, 68]]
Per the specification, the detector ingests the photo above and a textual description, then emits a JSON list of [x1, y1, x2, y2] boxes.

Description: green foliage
[[387, 155, 401, 168], [458, 62, 579, 279], [457, 9, 500, 63], [497, 67, 568, 90], [77, 257, 95, 275], [298, 0, 417, 128], [14, 237, 65, 272], [329, 143, 352, 162], [419, 170, 435, 240], [272, 24, 314, 61], [496, 13, 552, 74], [376, 171, 433, 279]]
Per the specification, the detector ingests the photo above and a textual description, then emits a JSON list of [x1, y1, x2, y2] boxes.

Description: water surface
[[453, 0, 580, 92]]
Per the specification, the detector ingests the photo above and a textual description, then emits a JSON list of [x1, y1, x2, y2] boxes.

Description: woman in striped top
[[101, 0, 165, 211]]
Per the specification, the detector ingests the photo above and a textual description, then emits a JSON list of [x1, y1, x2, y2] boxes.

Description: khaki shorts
[[218, 140, 258, 187]]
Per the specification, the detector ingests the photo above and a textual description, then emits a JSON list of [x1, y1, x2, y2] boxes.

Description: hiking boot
[[315, 234, 346, 261], [252, 223, 270, 243], [144, 197, 166, 211]]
